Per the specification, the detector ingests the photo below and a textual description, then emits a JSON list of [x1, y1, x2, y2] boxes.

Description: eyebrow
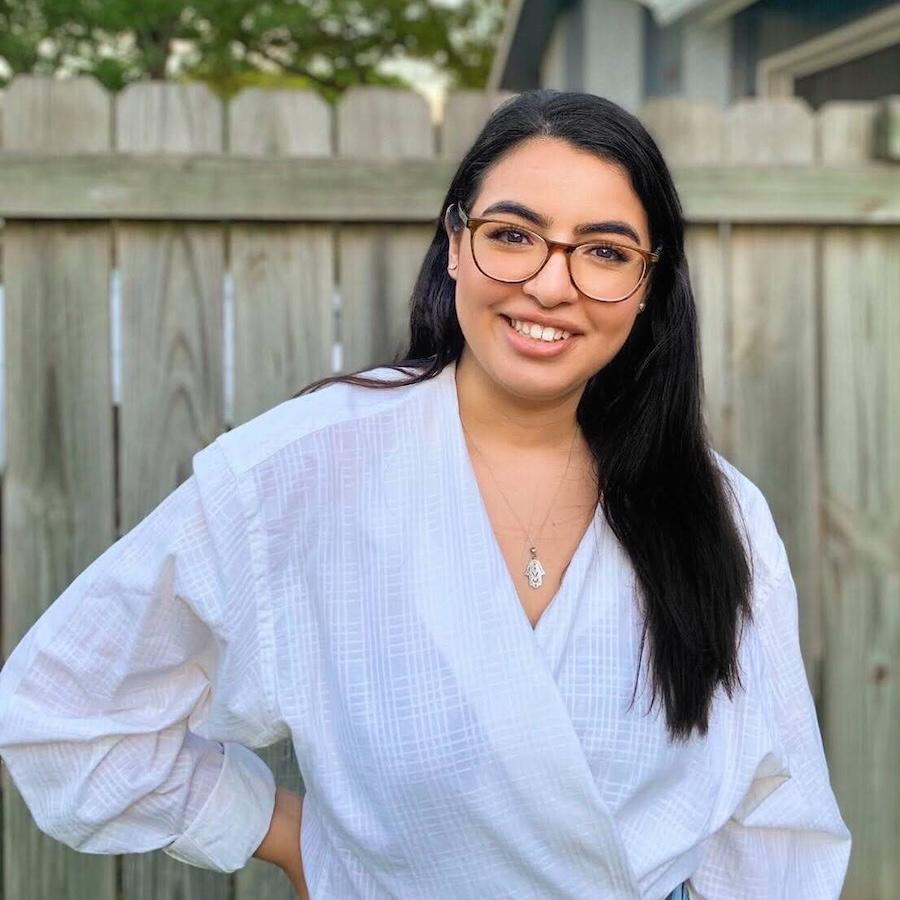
[[478, 200, 643, 246]]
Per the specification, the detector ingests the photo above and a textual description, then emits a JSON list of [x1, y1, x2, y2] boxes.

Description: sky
[[380, 56, 451, 121]]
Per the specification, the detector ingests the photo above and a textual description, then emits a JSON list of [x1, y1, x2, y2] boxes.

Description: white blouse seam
[[225, 370, 432, 478], [752, 537, 790, 622], [212, 439, 286, 741]]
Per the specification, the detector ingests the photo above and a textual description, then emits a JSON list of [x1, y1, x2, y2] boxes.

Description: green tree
[[0, 0, 506, 100]]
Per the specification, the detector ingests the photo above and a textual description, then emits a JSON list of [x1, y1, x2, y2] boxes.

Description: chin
[[490, 357, 584, 399]]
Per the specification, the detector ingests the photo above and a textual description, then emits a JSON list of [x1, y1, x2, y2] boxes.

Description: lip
[[499, 314, 579, 359], [502, 312, 583, 334]]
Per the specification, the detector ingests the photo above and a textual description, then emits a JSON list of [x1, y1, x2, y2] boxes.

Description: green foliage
[[0, 0, 507, 101]]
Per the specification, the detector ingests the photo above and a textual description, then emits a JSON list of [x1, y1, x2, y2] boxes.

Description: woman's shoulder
[[210, 363, 435, 478]]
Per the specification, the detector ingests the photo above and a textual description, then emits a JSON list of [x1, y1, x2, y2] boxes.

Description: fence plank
[[115, 81, 229, 900], [0, 75, 110, 154], [818, 100, 880, 162], [440, 90, 514, 160], [724, 97, 816, 164], [726, 99, 821, 694], [820, 96, 900, 900], [1, 75, 116, 900], [337, 88, 436, 370], [820, 105, 898, 900], [228, 87, 331, 157], [640, 97, 724, 166], [229, 88, 334, 900], [229, 89, 335, 427], [688, 227, 731, 455], [641, 98, 733, 455], [820, 224, 900, 900]]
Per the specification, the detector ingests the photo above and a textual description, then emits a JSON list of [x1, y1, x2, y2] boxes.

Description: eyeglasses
[[453, 202, 661, 303]]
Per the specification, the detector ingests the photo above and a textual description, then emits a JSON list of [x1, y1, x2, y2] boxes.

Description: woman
[[0, 90, 850, 898]]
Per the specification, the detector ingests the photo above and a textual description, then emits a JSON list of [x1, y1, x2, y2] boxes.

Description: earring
[[638, 302, 645, 312]]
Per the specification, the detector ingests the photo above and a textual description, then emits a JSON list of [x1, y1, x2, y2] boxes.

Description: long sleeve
[[0, 440, 285, 873], [688, 535, 851, 899]]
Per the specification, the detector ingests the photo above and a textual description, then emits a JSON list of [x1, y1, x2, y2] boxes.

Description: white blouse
[[0, 360, 850, 899]]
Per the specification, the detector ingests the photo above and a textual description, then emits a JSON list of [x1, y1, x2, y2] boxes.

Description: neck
[[454, 348, 587, 456]]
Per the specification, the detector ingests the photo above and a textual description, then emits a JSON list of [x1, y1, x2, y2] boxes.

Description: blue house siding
[[731, 0, 899, 97]]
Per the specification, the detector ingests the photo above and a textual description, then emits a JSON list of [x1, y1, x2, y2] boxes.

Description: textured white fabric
[[0, 359, 850, 897]]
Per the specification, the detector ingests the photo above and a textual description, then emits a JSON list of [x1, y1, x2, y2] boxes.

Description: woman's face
[[446, 136, 653, 403]]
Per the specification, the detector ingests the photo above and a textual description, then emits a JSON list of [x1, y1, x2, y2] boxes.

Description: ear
[[444, 206, 461, 281]]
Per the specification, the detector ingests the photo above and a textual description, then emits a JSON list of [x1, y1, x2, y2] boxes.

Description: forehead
[[472, 137, 649, 244]]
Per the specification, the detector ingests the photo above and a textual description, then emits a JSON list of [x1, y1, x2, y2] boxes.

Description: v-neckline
[[441, 361, 601, 635]]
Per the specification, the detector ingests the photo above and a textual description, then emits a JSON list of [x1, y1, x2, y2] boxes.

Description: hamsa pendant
[[524, 547, 545, 589]]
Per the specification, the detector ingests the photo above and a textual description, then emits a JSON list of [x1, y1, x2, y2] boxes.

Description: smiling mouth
[[500, 315, 578, 343]]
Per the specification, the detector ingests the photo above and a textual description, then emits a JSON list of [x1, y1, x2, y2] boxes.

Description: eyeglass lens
[[471, 222, 646, 301]]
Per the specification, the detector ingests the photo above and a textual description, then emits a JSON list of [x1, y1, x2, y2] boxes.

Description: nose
[[522, 245, 579, 304]]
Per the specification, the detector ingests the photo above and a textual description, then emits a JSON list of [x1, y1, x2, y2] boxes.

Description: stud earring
[[638, 302, 645, 312]]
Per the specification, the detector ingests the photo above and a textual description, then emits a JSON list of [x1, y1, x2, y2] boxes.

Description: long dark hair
[[295, 89, 753, 742]]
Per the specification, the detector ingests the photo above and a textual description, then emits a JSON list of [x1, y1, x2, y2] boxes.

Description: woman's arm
[[688, 544, 851, 898], [254, 787, 309, 899], [0, 444, 286, 873]]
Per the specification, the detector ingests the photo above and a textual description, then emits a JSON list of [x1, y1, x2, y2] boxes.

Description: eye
[[589, 243, 627, 262], [581, 242, 636, 265], [485, 226, 533, 245]]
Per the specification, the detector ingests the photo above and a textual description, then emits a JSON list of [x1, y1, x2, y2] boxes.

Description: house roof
[[487, 0, 567, 93], [636, 0, 757, 26], [488, 0, 758, 90]]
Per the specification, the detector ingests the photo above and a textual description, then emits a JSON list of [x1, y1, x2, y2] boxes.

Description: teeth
[[510, 318, 571, 342]]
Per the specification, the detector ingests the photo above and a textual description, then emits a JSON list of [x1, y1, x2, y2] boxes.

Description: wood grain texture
[[724, 97, 816, 164], [2, 156, 898, 223], [687, 224, 732, 457], [820, 226, 900, 899], [726, 97, 822, 696], [115, 80, 229, 900], [1, 74, 110, 154], [337, 87, 435, 371], [639, 97, 725, 166], [818, 100, 879, 163], [0, 77, 897, 898], [440, 90, 515, 161], [228, 88, 331, 157], [229, 88, 332, 900], [820, 102, 900, 898], [643, 99, 733, 457], [1, 75, 117, 900], [229, 90, 334, 428], [337, 86, 433, 159]]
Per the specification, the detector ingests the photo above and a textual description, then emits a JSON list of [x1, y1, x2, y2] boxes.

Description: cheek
[[455, 259, 510, 313], [588, 302, 639, 338]]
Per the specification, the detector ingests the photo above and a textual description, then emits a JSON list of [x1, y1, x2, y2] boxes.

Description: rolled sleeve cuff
[[163, 740, 276, 873]]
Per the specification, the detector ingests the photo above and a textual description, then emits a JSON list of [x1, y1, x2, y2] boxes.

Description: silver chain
[[461, 422, 578, 586]]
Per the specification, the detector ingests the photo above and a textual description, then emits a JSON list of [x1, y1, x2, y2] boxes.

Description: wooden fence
[[0, 75, 897, 899]]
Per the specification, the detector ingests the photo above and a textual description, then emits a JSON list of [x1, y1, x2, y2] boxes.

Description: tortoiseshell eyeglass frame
[[451, 202, 662, 303]]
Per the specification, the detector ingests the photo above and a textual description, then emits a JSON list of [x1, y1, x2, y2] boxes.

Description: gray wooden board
[[228, 87, 333, 900], [820, 225, 900, 899], [1, 75, 117, 900], [115, 80, 230, 900], [1, 156, 898, 224], [336, 88, 436, 372]]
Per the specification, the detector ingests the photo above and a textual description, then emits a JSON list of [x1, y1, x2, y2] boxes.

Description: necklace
[[461, 423, 579, 590]]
